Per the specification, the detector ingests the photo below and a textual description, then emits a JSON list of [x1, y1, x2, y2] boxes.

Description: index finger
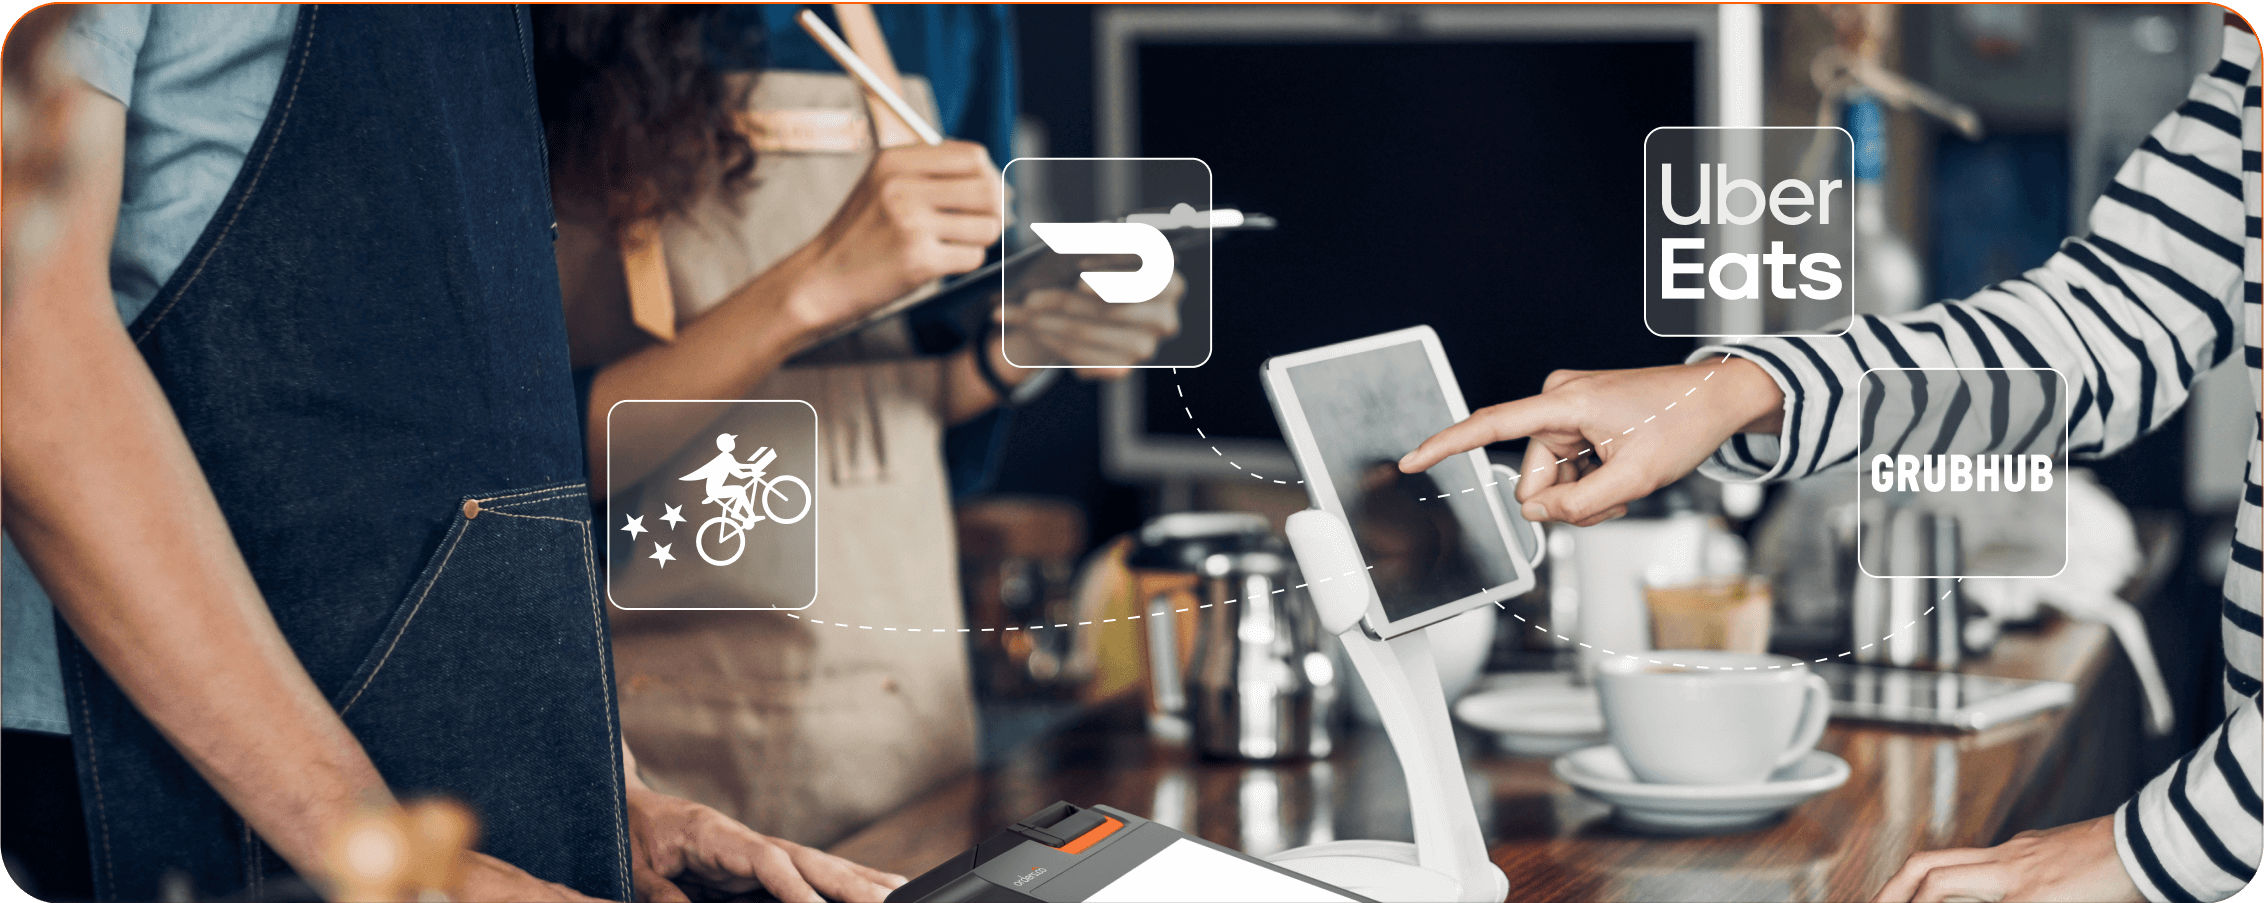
[[741, 844, 823, 903], [1399, 395, 1568, 474]]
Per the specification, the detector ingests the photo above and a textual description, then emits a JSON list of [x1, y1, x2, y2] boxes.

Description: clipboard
[[805, 209, 1275, 348]]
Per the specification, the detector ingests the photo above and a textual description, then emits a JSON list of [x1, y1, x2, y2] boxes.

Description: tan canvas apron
[[561, 37, 979, 847]]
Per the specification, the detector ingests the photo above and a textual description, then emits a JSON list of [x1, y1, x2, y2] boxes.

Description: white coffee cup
[[1594, 650, 1832, 785]]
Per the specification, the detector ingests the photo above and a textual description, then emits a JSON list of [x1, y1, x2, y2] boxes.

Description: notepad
[[807, 210, 1273, 348]]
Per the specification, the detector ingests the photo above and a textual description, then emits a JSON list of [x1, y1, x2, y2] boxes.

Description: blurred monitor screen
[[1100, 18, 1705, 479]]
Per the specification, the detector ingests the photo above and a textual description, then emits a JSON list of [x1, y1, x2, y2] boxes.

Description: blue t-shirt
[[4, 4, 293, 734]]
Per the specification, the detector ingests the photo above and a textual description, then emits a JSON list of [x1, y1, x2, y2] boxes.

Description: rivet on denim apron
[[55, 7, 630, 900]]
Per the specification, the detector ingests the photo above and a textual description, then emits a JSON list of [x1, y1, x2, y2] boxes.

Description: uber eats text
[[1658, 164, 1845, 302]]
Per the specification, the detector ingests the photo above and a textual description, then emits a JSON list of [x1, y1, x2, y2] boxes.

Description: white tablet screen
[[1084, 839, 1358, 903], [1284, 339, 1521, 623]]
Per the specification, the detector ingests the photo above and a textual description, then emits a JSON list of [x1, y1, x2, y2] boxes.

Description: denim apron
[[56, 7, 631, 900]]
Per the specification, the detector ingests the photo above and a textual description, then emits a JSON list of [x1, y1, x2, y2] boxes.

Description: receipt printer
[[886, 801, 1373, 903]]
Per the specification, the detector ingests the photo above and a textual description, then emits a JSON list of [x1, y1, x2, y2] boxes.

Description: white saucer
[[1453, 674, 1607, 757], [1551, 745, 1849, 835]]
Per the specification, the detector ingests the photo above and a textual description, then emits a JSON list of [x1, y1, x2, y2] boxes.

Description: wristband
[[977, 327, 1059, 407]]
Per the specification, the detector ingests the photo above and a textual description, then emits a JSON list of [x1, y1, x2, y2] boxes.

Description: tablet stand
[[1270, 510, 1511, 903]]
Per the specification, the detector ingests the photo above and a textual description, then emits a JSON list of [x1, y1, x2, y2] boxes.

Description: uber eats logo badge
[[1644, 127, 1854, 337]]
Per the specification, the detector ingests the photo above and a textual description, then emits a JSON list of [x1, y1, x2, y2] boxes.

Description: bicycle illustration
[[677, 433, 812, 566]]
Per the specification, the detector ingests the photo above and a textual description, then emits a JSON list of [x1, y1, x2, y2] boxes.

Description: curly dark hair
[[532, 5, 763, 238]]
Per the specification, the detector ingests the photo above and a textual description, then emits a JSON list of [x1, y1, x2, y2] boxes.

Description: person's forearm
[[1715, 356, 1786, 435], [587, 141, 1009, 494], [3, 110, 393, 879], [586, 246, 844, 496]]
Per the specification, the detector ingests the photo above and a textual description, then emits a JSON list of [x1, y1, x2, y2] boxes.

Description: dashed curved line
[[1176, 368, 1305, 484], [764, 356, 1977, 668], [779, 564, 1381, 631]]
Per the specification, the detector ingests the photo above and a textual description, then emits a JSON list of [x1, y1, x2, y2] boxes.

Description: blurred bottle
[[1847, 97, 1925, 317], [1124, 512, 1273, 740], [1852, 504, 1966, 670], [1186, 548, 1336, 761]]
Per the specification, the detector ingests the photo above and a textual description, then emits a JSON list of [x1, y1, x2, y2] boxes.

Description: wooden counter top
[[829, 618, 2114, 903]]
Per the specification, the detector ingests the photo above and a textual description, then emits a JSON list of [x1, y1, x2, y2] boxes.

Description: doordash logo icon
[[1027, 222, 1175, 304]]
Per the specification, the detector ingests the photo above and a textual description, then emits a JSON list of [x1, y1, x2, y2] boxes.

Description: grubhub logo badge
[[1854, 368, 2069, 579]]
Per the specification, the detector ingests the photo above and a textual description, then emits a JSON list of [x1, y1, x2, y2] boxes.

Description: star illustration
[[660, 504, 687, 529], [649, 543, 675, 568], [620, 515, 647, 540]]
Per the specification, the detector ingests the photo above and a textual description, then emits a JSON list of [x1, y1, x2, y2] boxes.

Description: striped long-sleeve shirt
[[1695, 21, 2262, 903]]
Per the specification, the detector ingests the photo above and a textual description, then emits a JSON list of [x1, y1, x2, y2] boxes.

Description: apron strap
[[619, 220, 678, 342]]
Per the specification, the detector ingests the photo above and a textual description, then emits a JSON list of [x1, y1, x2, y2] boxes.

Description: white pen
[[795, 9, 945, 146]]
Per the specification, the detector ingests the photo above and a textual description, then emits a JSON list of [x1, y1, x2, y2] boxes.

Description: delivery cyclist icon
[[679, 433, 812, 566]]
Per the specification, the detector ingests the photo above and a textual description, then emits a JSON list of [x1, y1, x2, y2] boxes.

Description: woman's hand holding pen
[[1399, 358, 1785, 526], [781, 140, 1003, 338], [585, 140, 1001, 495]]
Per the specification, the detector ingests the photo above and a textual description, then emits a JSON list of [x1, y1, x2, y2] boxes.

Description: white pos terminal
[[886, 327, 1533, 903], [1259, 326, 1543, 903]]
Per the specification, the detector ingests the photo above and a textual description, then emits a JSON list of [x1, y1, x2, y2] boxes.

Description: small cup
[[1644, 575, 1772, 655], [1595, 651, 1831, 785]]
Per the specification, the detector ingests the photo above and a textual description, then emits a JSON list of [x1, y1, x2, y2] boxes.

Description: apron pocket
[[324, 481, 630, 898]]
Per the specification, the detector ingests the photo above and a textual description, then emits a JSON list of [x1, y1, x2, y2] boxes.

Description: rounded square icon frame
[[603, 398, 820, 610], [1641, 126, 1856, 340], [1852, 367, 2071, 580], [1000, 156, 1214, 370]]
